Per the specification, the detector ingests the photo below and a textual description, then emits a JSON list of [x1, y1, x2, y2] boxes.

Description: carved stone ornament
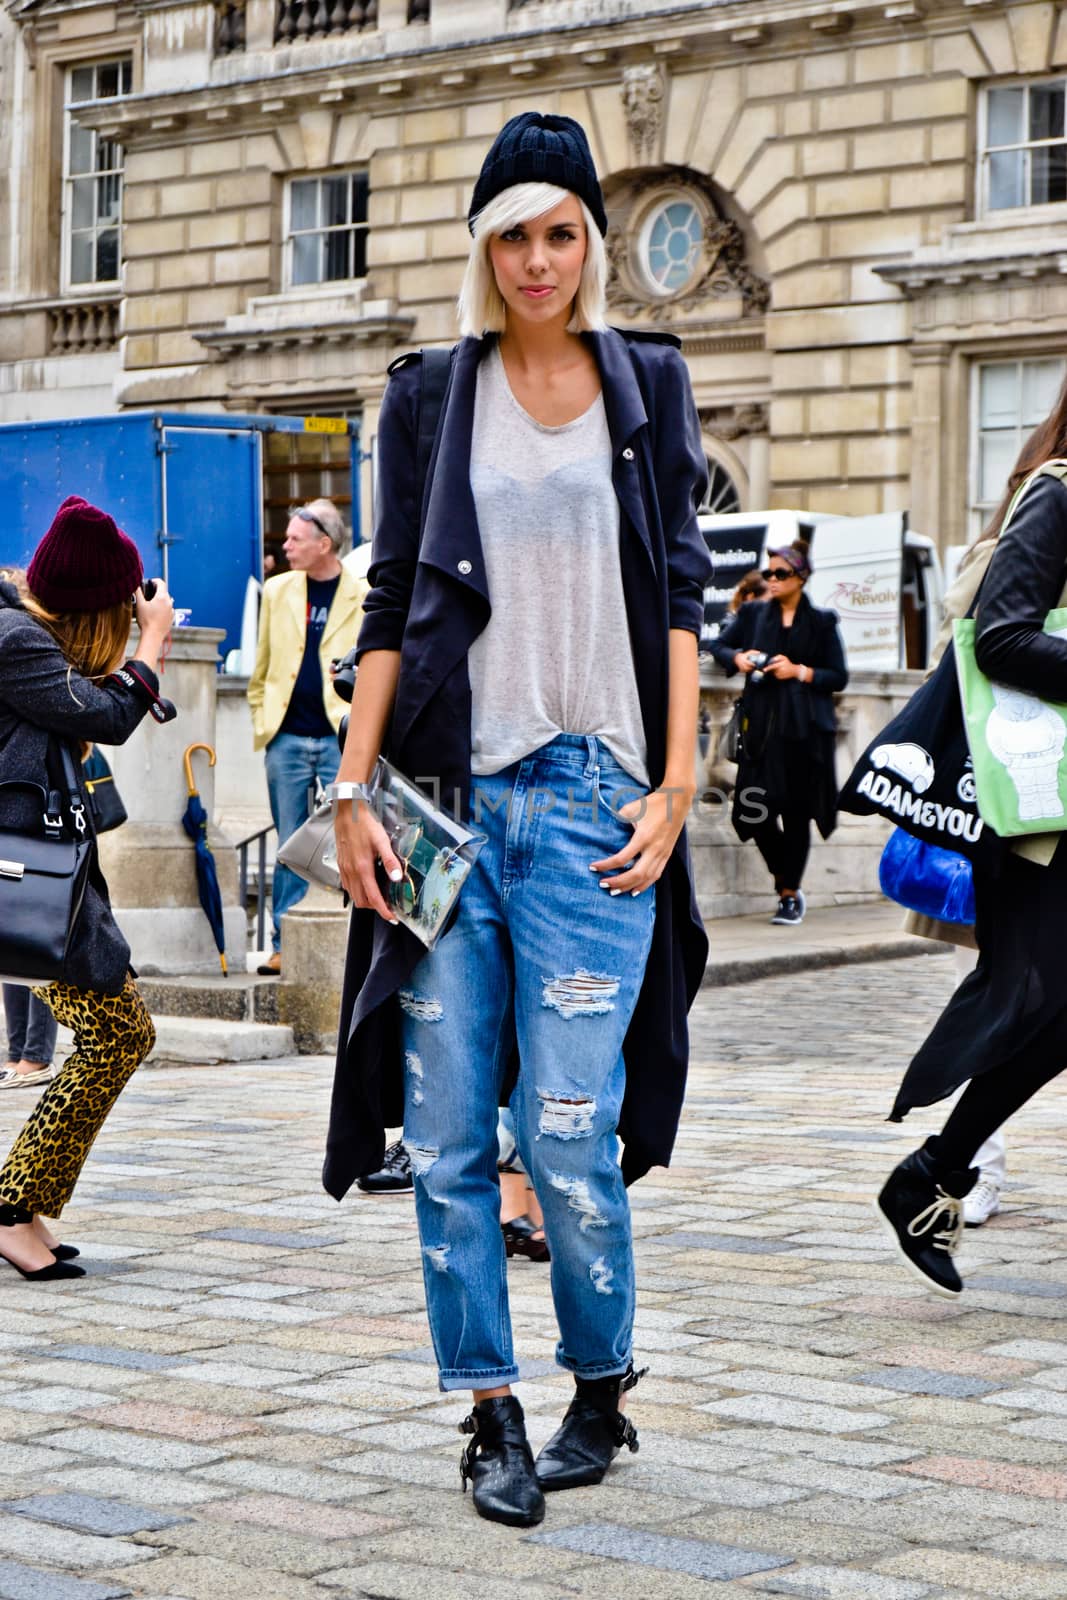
[[606, 172, 770, 321], [698, 404, 769, 441], [621, 63, 665, 164]]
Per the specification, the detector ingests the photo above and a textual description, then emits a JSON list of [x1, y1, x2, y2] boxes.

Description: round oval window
[[642, 198, 703, 294]]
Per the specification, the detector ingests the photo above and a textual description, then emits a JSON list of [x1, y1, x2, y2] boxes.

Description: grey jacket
[[0, 579, 160, 993]]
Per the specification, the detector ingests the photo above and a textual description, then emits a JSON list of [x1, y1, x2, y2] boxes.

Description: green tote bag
[[954, 460, 1067, 838]]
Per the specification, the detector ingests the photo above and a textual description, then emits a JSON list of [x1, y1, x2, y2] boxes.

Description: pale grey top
[[467, 344, 649, 785]]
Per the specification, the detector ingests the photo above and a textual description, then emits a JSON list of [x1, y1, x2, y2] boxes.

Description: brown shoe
[[257, 952, 281, 976]]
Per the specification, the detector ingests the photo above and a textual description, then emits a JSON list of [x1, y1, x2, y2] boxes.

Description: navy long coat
[[323, 328, 713, 1199]]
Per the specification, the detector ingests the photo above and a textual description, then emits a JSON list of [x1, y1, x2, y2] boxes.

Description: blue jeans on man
[[264, 731, 341, 953]]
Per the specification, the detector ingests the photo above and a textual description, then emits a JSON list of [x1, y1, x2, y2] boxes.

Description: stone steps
[[146, 1013, 295, 1066], [137, 973, 280, 1025], [37, 1009, 296, 1069]]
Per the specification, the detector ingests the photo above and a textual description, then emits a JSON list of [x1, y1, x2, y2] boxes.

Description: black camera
[[131, 579, 157, 615], [747, 650, 770, 684], [331, 646, 358, 704]]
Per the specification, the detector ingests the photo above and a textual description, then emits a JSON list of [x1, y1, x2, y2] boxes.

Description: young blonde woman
[[325, 113, 711, 1526], [0, 496, 174, 1279]]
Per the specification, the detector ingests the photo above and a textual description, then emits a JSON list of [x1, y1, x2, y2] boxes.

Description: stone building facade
[[2, 0, 1066, 556]]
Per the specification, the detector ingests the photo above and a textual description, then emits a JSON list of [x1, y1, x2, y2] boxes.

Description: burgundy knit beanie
[[27, 496, 143, 613]]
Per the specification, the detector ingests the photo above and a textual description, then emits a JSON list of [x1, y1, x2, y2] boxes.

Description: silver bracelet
[[328, 781, 376, 809]]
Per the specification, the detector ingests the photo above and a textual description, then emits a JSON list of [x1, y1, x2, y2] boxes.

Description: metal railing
[[236, 822, 274, 951], [275, 0, 378, 42], [214, 0, 247, 53]]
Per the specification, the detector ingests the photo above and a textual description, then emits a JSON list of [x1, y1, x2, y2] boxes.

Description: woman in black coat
[[0, 496, 174, 1281], [711, 540, 848, 924], [877, 389, 1067, 1300], [326, 113, 711, 1527]]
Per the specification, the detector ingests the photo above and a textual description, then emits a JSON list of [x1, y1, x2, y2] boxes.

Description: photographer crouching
[[710, 540, 848, 926], [0, 497, 175, 1279]]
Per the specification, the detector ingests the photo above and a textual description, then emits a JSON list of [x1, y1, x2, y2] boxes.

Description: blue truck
[[0, 411, 362, 661]]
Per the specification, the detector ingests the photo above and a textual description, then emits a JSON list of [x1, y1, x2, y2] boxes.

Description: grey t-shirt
[[468, 344, 649, 785]]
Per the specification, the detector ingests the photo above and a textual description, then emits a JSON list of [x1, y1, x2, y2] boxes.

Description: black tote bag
[[0, 740, 94, 983], [839, 640, 1005, 873]]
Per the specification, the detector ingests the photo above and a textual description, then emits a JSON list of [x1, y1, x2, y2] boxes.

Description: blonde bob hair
[[457, 182, 608, 338]]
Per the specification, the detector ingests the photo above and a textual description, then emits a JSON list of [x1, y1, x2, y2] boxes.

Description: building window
[[634, 191, 707, 299], [64, 59, 132, 291], [641, 197, 704, 294], [983, 80, 1067, 212], [700, 458, 742, 515], [287, 174, 369, 288], [972, 357, 1066, 531]]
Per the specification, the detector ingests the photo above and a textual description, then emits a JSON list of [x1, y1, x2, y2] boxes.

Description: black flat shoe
[[501, 1213, 550, 1263], [0, 1204, 85, 1281], [459, 1396, 545, 1527], [51, 1244, 80, 1262], [536, 1364, 648, 1491]]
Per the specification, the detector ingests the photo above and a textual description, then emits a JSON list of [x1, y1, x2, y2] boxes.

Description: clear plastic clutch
[[279, 758, 485, 951], [371, 758, 484, 949]]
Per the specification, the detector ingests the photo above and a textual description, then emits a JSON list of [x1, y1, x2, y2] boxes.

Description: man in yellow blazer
[[248, 499, 366, 974]]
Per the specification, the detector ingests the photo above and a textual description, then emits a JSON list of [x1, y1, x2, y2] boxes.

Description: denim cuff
[[555, 1351, 634, 1379], [438, 1364, 520, 1392]]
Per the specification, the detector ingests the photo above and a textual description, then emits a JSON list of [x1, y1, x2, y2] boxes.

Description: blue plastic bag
[[878, 827, 975, 926]]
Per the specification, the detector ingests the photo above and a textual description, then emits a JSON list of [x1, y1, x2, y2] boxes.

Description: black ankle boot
[[458, 1396, 545, 1527], [0, 1204, 85, 1281], [876, 1137, 977, 1298], [535, 1364, 648, 1491]]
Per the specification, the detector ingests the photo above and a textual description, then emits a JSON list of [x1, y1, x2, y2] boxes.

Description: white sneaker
[[963, 1175, 1001, 1227]]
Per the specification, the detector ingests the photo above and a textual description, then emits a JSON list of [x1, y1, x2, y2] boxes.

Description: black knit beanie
[[468, 112, 608, 237]]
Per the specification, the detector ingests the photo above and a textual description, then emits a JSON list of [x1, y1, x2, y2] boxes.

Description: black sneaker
[[771, 894, 804, 926], [356, 1140, 413, 1195], [875, 1138, 977, 1298]]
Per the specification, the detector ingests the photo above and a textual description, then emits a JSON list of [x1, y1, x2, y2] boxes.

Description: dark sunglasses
[[389, 819, 425, 916], [290, 506, 330, 539], [762, 567, 796, 582]]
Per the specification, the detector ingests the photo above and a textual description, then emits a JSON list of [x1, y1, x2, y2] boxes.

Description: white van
[[699, 510, 943, 672]]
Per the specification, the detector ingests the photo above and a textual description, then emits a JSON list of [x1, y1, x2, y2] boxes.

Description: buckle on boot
[[458, 1410, 479, 1492], [613, 1413, 640, 1453], [621, 1364, 649, 1394]]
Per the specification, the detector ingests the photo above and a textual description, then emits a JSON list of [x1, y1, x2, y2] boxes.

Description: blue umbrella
[[181, 742, 227, 976]]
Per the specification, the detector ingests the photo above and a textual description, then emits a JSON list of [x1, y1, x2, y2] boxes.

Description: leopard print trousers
[[0, 974, 155, 1218]]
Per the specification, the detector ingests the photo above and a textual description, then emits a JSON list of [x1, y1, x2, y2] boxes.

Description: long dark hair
[[980, 373, 1067, 543]]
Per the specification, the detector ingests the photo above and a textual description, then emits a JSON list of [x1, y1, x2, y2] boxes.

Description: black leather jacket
[[975, 474, 1067, 695]]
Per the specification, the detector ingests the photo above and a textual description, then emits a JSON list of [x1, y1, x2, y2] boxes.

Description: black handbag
[[0, 740, 94, 983], [717, 699, 743, 764], [83, 747, 127, 833], [839, 640, 1005, 873]]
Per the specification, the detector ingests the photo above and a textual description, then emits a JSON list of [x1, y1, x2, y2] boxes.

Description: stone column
[[747, 432, 771, 508], [96, 626, 247, 975], [431, 0, 509, 44], [244, 0, 276, 51], [377, 0, 410, 30], [277, 881, 349, 1053], [909, 342, 950, 556]]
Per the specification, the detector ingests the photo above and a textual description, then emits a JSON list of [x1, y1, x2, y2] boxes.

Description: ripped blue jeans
[[400, 735, 656, 1392]]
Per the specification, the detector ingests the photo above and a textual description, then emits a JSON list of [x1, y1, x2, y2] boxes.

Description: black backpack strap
[[415, 348, 453, 530]]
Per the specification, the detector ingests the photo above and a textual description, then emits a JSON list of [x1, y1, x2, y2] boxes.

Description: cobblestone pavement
[[7, 956, 1067, 1597]]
